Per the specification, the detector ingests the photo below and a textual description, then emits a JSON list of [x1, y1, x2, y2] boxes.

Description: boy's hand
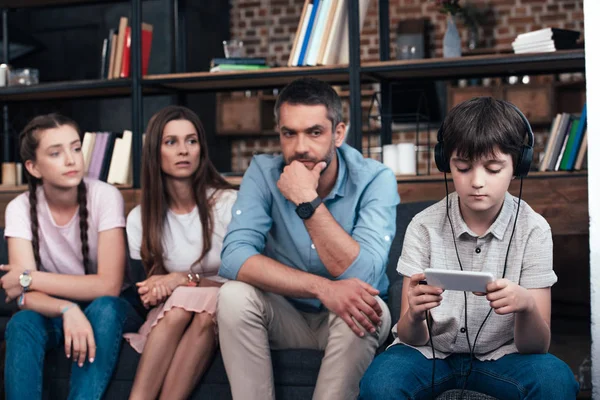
[[407, 273, 443, 322], [484, 279, 534, 315]]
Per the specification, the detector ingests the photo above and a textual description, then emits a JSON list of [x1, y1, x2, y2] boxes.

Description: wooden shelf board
[[0, 79, 134, 102], [395, 170, 588, 183], [363, 50, 585, 81], [0, 0, 125, 8], [144, 65, 367, 92]]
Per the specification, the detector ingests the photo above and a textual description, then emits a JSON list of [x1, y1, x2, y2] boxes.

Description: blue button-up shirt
[[219, 143, 400, 311]]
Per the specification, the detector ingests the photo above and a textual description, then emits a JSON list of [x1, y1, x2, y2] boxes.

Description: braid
[[28, 180, 42, 270], [77, 180, 91, 274]]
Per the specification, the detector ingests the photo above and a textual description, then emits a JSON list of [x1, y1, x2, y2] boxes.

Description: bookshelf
[[0, 1, 588, 190]]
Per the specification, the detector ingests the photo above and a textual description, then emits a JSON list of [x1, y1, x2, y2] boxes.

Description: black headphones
[[434, 101, 534, 178]]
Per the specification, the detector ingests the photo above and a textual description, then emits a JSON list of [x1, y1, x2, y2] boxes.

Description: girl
[[1, 113, 143, 400], [124, 105, 236, 400]]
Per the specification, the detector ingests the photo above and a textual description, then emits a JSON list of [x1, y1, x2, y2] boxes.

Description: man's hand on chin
[[277, 160, 326, 205]]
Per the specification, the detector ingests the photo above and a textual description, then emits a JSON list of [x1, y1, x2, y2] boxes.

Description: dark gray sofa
[[0, 201, 494, 399]]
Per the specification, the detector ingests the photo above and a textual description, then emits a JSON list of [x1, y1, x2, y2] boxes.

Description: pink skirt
[[124, 286, 220, 353]]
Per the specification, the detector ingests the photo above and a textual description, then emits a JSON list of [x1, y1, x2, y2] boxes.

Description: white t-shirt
[[4, 179, 126, 275], [126, 189, 237, 282]]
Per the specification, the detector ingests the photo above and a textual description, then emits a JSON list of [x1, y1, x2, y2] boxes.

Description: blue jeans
[[4, 294, 143, 400], [359, 344, 579, 400]]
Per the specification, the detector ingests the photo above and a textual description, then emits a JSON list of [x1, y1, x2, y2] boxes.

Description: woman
[[125, 105, 236, 400]]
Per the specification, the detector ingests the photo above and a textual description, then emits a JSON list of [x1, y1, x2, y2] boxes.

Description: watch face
[[297, 203, 313, 219], [20, 274, 32, 288]]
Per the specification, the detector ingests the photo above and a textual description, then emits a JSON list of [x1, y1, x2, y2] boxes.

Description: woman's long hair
[[19, 114, 91, 273], [140, 105, 234, 277]]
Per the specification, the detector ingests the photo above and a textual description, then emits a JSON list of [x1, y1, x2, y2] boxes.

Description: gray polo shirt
[[392, 191, 557, 360]]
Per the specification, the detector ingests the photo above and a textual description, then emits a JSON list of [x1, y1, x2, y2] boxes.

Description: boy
[[359, 97, 578, 399]]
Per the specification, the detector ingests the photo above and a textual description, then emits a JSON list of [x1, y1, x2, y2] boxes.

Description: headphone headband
[[434, 99, 534, 177]]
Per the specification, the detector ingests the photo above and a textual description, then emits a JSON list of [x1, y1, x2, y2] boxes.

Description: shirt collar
[[449, 191, 515, 240], [323, 146, 347, 200]]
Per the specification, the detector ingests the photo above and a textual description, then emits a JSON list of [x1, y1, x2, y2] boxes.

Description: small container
[[223, 39, 244, 58], [0, 64, 9, 87]]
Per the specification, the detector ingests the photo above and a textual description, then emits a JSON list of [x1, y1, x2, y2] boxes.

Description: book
[[81, 132, 96, 173], [211, 57, 266, 67], [120, 26, 131, 78], [305, 0, 331, 66], [513, 28, 580, 45], [141, 22, 153, 76], [99, 38, 109, 79], [87, 132, 108, 180], [100, 132, 118, 181], [336, 0, 371, 65], [558, 118, 579, 170], [107, 130, 133, 185], [297, 0, 321, 66], [322, 0, 346, 65], [574, 128, 588, 170], [107, 31, 118, 80], [539, 113, 561, 171], [554, 115, 577, 171], [547, 113, 571, 171], [565, 103, 587, 170], [210, 64, 270, 72], [113, 17, 129, 79], [291, 3, 313, 66], [316, 0, 339, 65], [288, 0, 311, 67]]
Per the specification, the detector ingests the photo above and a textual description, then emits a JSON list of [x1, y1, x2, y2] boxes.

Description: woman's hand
[[0, 264, 30, 302], [137, 273, 186, 308], [406, 273, 444, 322], [62, 304, 96, 367]]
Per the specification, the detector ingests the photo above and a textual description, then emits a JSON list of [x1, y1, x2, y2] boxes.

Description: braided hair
[[20, 114, 90, 272]]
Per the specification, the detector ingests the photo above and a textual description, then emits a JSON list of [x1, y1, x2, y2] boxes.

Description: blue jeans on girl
[[4, 293, 143, 400]]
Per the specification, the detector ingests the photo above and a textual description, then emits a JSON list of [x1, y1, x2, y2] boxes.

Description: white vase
[[443, 16, 462, 58]]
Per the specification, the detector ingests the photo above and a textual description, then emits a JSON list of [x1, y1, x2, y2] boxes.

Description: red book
[[120, 27, 131, 78], [141, 23, 153, 76], [120, 23, 153, 78]]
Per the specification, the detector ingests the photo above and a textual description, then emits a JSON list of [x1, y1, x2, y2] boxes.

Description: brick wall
[[228, 0, 585, 173], [230, 0, 585, 65]]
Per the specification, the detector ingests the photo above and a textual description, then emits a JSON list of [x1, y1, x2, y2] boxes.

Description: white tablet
[[424, 269, 495, 293]]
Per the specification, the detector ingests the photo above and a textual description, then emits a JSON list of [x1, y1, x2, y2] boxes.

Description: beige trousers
[[217, 281, 391, 400]]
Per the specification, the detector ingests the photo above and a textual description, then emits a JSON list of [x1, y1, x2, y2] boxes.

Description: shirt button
[[235, 210, 242, 215], [384, 235, 390, 242], [460, 327, 466, 333], [311, 244, 315, 249], [475, 247, 481, 254]]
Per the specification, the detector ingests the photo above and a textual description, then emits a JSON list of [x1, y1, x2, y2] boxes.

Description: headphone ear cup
[[435, 142, 450, 173], [515, 145, 533, 177]]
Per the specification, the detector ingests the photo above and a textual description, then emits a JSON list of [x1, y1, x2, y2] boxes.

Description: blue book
[[297, 0, 320, 66], [566, 103, 587, 170]]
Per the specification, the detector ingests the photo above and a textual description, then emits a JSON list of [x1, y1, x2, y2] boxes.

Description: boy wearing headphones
[[359, 97, 578, 399]]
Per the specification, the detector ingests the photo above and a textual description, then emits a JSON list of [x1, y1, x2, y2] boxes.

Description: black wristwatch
[[295, 196, 322, 220]]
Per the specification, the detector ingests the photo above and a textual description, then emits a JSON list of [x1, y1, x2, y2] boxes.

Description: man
[[218, 78, 399, 400]]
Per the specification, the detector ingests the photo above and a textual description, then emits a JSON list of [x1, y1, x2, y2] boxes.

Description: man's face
[[278, 103, 345, 172]]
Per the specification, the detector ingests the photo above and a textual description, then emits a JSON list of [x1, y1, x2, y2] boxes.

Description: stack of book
[[511, 27, 580, 54], [100, 17, 153, 79], [287, 0, 370, 67], [209, 57, 269, 72], [539, 104, 588, 172], [81, 130, 133, 185]]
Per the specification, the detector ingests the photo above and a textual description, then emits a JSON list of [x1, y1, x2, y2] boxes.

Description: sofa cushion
[[44, 344, 324, 386], [385, 201, 436, 285]]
